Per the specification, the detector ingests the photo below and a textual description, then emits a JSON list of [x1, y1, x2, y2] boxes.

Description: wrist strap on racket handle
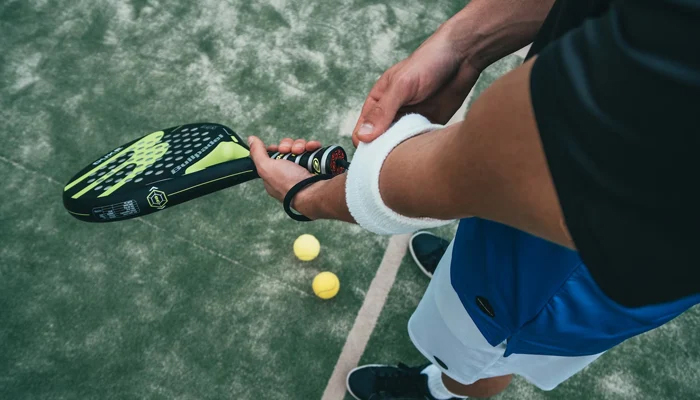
[[267, 145, 349, 176], [283, 174, 333, 222]]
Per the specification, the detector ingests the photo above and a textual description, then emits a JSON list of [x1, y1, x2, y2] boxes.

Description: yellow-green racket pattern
[[63, 122, 348, 223], [65, 130, 170, 199]]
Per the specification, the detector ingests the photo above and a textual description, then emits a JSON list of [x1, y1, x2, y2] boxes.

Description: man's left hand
[[247, 136, 322, 203]]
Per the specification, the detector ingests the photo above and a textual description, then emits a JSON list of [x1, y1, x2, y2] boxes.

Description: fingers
[[247, 136, 272, 175], [277, 138, 294, 153], [356, 97, 402, 141], [267, 138, 322, 154], [291, 139, 306, 154], [292, 139, 322, 153], [306, 140, 322, 152], [352, 68, 414, 146], [352, 97, 402, 146]]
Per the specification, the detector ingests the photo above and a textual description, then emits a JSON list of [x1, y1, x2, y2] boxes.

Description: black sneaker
[[347, 363, 452, 400], [409, 232, 449, 278]]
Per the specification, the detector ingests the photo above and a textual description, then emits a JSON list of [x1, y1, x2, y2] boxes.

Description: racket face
[[63, 123, 257, 222]]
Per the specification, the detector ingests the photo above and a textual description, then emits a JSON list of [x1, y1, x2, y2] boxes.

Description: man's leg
[[409, 232, 510, 394], [442, 372, 512, 398], [347, 239, 514, 400]]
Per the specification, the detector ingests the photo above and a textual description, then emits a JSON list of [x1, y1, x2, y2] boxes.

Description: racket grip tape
[[267, 145, 348, 176]]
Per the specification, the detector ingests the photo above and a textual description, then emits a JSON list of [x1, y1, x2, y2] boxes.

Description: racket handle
[[268, 145, 349, 176]]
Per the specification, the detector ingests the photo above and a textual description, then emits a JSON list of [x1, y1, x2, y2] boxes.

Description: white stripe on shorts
[[408, 239, 604, 390]]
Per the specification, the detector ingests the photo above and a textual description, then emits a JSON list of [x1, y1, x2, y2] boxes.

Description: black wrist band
[[284, 174, 332, 222]]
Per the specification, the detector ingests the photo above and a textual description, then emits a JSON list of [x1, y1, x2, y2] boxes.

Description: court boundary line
[[0, 154, 64, 185], [321, 233, 411, 400], [136, 219, 312, 298]]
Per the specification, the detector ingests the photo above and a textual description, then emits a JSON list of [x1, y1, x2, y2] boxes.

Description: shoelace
[[375, 363, 429, 397]]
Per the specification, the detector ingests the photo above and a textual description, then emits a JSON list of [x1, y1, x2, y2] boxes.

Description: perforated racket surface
[[63, 123, 347, 222]]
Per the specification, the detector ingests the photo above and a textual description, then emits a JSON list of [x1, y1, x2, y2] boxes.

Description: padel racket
[[63, 123, 349, 223]]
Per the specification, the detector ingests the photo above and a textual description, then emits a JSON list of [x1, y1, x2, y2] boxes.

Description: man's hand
[[350, 0, 556, 146], [247, 136, 320, 203], [351, 28, 480, 146]]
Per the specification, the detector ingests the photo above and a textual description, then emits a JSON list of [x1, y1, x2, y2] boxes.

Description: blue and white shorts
[[407, 240, 604, 390]]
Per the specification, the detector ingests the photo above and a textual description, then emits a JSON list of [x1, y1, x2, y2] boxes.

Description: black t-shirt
[[529, 0, 700, 307]]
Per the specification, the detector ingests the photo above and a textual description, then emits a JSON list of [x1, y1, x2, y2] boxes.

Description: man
[[248, 0, 700, 398]]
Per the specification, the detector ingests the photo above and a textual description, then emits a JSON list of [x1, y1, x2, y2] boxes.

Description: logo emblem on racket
[[147, 187, 168, 209], [63, 122, 349, 223]]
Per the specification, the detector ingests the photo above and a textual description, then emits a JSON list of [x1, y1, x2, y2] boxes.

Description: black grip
[[268, 146, 348, 176]]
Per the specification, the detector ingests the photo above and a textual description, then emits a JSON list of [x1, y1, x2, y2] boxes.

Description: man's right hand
[[351, 28, 481, 146]]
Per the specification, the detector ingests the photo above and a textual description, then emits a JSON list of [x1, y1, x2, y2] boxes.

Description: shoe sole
[[409, 232, 434, 279], [345, 364, 390, 400]]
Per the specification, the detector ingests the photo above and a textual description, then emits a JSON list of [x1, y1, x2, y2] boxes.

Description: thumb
[[354, 88, 406, 145], [247, 136, 271, 172]]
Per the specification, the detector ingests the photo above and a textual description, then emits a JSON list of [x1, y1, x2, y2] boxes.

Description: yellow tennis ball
[[312, 272, 340, 299], [294, 234, 320, 261]]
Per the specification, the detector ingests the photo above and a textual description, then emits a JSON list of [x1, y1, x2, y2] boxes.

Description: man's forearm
[[296, 58, 575, 249], [441, 0, 554, 70], [295, 124, 464, 224], [294, 0, 559, 220], [294, 173, 355, 223]]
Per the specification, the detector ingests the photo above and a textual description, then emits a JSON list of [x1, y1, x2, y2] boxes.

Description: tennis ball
[[294, 234, 320, 261], [312, 272, 340, 299]]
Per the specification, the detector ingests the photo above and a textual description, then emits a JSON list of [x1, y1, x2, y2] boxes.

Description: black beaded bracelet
[[283, 174, 333, 221]]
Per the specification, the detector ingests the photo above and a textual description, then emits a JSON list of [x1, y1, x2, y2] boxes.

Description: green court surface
[[1, 1, 698, 399]]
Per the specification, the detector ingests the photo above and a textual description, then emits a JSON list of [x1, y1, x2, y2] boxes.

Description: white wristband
[[345, 114, 455, 235]]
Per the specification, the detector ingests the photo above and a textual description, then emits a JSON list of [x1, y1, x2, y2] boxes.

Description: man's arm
[[295, 57, 574, 249], [442, 0, 553, 70], [351, 0, 555, 144]]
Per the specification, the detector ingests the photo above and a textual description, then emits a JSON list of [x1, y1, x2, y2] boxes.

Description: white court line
[[136, 219, 312, 298], [321, 233, 411, 400], [0, 154, 63, 185]]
